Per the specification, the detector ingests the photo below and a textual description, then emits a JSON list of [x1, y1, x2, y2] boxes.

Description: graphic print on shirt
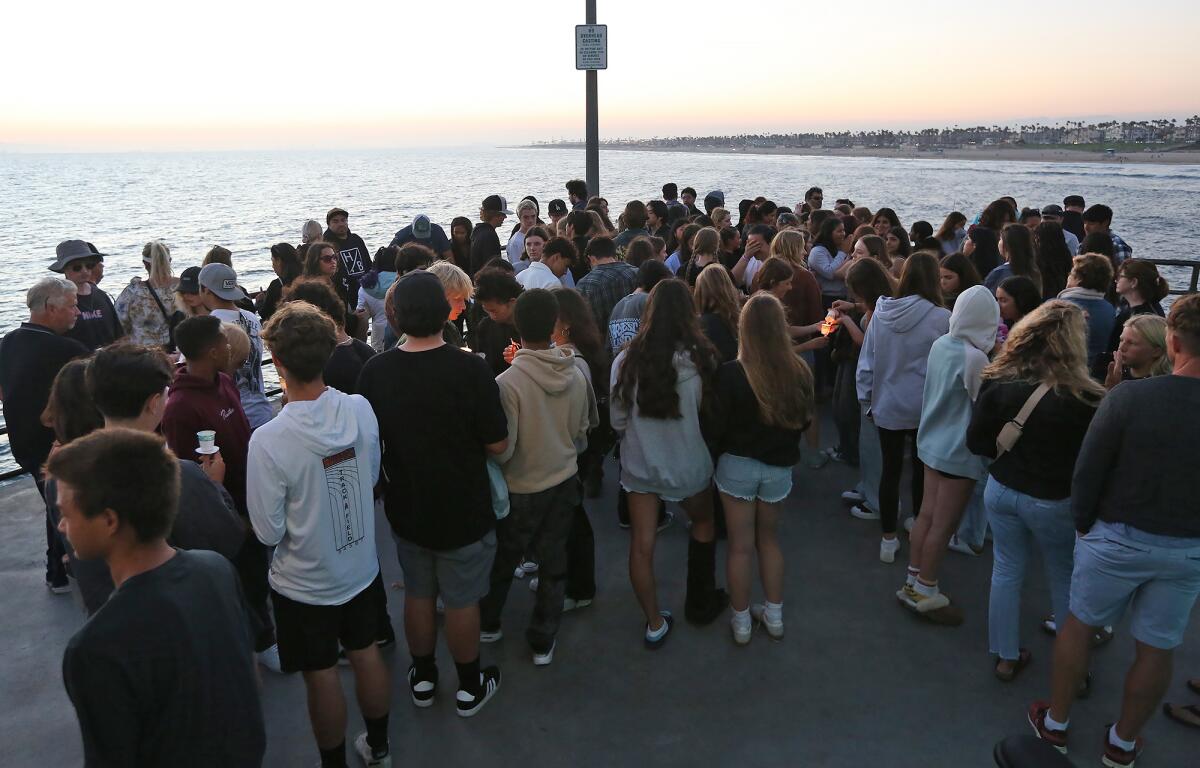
[[323, 447, 365, 552], [339, 247, 366, 277], [228, 312, 265, 397]]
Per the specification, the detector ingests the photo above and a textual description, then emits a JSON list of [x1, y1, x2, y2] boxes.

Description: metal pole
[[585, 0, 599, 199]]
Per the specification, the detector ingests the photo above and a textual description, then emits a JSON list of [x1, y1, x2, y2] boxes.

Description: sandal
[[1163, 702, 1200, 729], [994, 648, 1032, 682]]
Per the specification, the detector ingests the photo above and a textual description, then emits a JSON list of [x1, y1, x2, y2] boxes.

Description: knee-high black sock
[[456, 656, 482, 695], [364, 713, 389, 755], [319, 741, 347, 768]]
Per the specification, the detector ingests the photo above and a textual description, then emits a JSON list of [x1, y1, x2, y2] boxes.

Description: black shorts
[[271, 573, 384, 673]]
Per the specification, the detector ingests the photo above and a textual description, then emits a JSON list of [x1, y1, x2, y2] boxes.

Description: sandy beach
[[522, 143, 1200, 166]]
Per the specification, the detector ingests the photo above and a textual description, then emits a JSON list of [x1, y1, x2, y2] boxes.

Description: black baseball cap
[[482, 195, 513, 215], [1040, 204, 1065, 218], [548, 199, 568, 216], [177, 266, 201, 294]]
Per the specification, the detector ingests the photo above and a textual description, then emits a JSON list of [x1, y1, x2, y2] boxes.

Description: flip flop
[[1188, 679, 1200, 696], [1163, 703, 1200, 729], [995, 649, 1032, 683]]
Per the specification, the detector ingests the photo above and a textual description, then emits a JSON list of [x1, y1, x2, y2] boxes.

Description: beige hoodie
[[496, 346, 593, 494]]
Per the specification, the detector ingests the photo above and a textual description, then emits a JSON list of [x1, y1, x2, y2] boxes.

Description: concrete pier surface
[[2, 451, 1196, 767]]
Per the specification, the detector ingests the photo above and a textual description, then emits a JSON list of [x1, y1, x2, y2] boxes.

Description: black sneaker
[[408, 664, 437, 708], [456, 666, 501, 718]]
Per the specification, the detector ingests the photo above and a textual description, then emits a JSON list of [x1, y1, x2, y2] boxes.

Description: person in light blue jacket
[[898, 285, 998, 619], [856, 252, 951, 563], [808, 217, 849, 300], [1058, 252, 1116, 373]]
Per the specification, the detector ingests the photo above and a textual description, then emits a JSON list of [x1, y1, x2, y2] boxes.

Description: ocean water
[[1, 146, 1198, 474]]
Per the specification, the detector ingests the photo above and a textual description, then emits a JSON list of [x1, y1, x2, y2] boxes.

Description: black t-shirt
[[61, 550, 265, 767], [325, 338, 376, 395], [712, 360, 806, 467], [66, 286, 124, 350], [256, 277, 286, 323], [967, 226, 1001, 277], [0, 323, 90, 473], [470, 223, 502, 277], [357, 345, 508, 550], [472, 316, 518, 376], [700, 313, 738, 364]]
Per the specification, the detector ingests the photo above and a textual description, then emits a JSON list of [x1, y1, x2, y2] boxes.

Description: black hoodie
[[323, 228, 373, 308]]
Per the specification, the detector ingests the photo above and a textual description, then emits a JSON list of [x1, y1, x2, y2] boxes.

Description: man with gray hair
[[0, 277, 89, 593]]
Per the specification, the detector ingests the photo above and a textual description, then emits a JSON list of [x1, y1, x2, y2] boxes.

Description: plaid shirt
[[577, 261, 639, 331], [1110, 231, 1132, 265]]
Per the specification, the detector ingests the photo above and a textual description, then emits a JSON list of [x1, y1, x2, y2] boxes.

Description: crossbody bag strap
[[995, 382, 1052, 458]]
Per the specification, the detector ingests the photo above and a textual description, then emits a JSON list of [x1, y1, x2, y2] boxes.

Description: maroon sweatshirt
[[162, 367, 253, 515]]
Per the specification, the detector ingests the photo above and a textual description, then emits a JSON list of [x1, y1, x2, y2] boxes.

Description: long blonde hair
[[141, 240, 174, 285], [738, 293, 814, 429], [770, 229, 808, 268], [1124, 314, 1172, 377], [983, 300, 1105, 402], [694, 264, 740, 336]]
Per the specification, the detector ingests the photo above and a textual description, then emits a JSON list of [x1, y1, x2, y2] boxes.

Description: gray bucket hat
[[50, 240, 106, 273]]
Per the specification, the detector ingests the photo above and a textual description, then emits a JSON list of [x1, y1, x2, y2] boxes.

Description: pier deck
[[2, 448, 1196, 767]]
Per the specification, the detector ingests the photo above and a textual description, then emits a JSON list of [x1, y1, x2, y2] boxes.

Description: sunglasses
[[67, 260, 100, 272], [319, 254, 337, 263]]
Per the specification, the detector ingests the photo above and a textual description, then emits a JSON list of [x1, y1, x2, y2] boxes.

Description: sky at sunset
[[4, 0, 1198, 152]]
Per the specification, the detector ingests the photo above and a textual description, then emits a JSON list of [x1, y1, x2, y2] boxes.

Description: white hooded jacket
[[248, 388, 381, 605]]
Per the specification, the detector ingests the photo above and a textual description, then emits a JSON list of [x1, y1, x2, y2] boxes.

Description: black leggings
[[876, 426, 924, 535]]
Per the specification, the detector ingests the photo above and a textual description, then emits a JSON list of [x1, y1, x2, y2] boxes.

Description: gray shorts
[[395, 530, 497, 609]]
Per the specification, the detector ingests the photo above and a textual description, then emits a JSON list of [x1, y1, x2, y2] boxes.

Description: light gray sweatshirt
[[856, 294, 951, 431], [610, 349, 712, 499]]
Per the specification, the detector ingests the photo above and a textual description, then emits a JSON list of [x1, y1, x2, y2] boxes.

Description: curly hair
[[613, 279, 717, 419], [983, 299, 1105, 403]]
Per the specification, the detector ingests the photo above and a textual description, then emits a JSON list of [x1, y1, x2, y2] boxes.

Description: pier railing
[[2, 256, 1198, 483]]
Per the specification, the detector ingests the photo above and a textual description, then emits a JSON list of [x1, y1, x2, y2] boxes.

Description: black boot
[[684, 537, 728, 625]]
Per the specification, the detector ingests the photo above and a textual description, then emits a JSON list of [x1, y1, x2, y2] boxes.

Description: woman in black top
[[713, 293, 814, 645], [966, 300, 1104, 680], [693, 263, 740, 363], [256, 243, 303, 323], [964, 199, 1015, 277], [1106, 259, 1168, 354]]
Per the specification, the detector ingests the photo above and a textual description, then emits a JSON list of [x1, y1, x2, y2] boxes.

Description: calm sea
[[1, 146, 1198, 474]]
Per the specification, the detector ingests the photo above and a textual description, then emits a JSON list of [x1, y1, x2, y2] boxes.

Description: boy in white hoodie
[[247, 302, 392, 768], [480, 288, 592, 667]]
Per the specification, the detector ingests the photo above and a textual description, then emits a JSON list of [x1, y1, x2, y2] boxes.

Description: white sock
[[731, 607, 751, 630], [1108, 724, 1136, 751], [764, 601, 783, 624], [905, 567, 920, 586], [1044, 712, 1069, 732], [914, 579, 939, 598]]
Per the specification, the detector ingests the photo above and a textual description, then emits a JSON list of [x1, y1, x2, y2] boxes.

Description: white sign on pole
[[575, 24, 607, 70]]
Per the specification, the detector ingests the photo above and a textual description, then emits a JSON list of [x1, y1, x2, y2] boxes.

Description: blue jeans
[[854, 404, 882, 513], [985, 477, 1075, 661], [956, 480, 988, 550]]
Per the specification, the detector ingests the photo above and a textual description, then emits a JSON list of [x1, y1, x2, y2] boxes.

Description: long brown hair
[[303, 240, 336, 279], [896, 251, 942, 306], [859, 234, 892, 269], [983, 300, 1105, 403], [694, 264, 740, 337], [738, 293, 814, 430], [41, 359, 105, 445], [750, 257, 794, 294], [614, 280, 717, 419]]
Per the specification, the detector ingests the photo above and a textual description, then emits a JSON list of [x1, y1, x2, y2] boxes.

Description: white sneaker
[[841, 490, 865, 505], [353, 731, 391, 768], [749, 604, 785, 640], [850, 504, 879, 520], [879, 537, 901, 563], [533, 641, 556, 667], [731, 615, 753, 646], [903, 517, 915, 533], [480, 628, 503, 643], [947, 535, 980, 556], [257, 643, 283, 673], [563, 597, 593, 612]]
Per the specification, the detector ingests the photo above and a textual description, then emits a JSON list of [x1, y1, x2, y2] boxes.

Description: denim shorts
[[714, 453, 794, 504], [394, 530, 497, 609], [1069, 521, 1200, 649]]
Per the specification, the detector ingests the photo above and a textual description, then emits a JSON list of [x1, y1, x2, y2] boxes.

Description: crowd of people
[[1, 178, 1197, 768]]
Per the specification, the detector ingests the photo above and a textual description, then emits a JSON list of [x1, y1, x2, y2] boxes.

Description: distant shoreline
[[516, 144, 1200, 166]]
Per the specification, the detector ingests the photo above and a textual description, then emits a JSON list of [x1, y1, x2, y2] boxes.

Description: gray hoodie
[[247, 388, 381, 605], [856, 294, 951, 430], [610, 349, 713, 499]]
